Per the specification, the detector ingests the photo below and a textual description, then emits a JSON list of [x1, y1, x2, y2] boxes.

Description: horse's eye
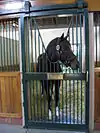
[[60, 51, 62, 54], [67, 55, 70, 59]]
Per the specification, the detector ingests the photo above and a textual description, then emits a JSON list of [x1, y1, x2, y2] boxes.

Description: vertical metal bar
[[73, 81, 75, 124], [19, 15, 28, 127], [36, 28, 39, 121], [30, 18, 34, 71], [28, 17, 32, 120], [84, 8, 89, 127], [95, 25, 97, 66], [33, 80, 36, 121], [10, 19, 13, 71], [76, 14, 80, 124], [75, 14, 79, 124], [35, 27, 39, 121], [96, 12, 99, 66], [69, 79, 71, 124], [1, 20, 4, 71], [34, 20, 38, 120], [99, 13, 100, 64], [14, 20, 16, 67], [81, 80, 83, 124], [16, 20, 19, 70], [3, 21, 7, 71], [11, 19, 14, 71], [2, 20, 5, 71], [1, 21, 4, 71], [72, 15, 75, 73], [5, 20, 7, 71], [37, 26, 43, 121], [8, 20, 12, 71], [29, 18, 33, 120], [30, 17, 34, 117], [72, 15, 75, 124], [66, 80, 68, 123], [62, 79, 64, 123], [6, 20, 9, 71], [37, 39, 41, 121], [16, 18, 19, 71], [14, 19, 17, 67], [67, 17, 72, 124], [58, 80, 60, 124], [79, 14, 82, 72], [28, 18, 31, 72], [26, 17, 30, 72], [0, 21, 2, 71], [30, 80, 33, 120], [13, 19, 15, 71], [30, 18, 34, 119], [79, 14, 83, 124], [24, 19, 27, 71], [4, 20, 6, 71]]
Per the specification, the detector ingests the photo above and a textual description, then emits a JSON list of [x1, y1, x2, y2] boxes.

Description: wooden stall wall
[[0, 72, 22, 125], [94, 68, 100, 129]]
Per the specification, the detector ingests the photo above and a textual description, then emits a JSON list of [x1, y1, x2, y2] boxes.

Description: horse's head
[[46, 33, 80, 70]]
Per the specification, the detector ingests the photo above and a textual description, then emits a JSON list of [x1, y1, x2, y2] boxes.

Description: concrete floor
[[0, 124, 99, 133]]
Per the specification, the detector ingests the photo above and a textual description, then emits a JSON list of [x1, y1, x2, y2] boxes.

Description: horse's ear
[[65, 31, 70, 40], [64, 35, 69, 40], [60, 33, 64, 40], [65, 29, 70, 40]]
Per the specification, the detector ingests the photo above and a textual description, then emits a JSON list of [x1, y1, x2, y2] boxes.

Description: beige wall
[[33, 0, 100, 11]]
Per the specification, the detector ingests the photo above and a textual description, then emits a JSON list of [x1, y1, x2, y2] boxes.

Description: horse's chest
[[47, 63, 61, 72]]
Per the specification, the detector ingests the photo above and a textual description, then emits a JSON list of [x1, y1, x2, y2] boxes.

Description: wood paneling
[[0, 72, 22, 118], [94, 68, 100, 123]]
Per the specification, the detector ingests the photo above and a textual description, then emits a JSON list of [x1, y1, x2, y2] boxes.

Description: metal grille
[[27, 80, 85, 124], [0, 18, 19, 71], [24, 14, 87, 126]]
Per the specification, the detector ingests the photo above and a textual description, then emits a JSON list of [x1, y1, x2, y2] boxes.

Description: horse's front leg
[[47, 81, 53, 120], [55, 80, 60, 117]]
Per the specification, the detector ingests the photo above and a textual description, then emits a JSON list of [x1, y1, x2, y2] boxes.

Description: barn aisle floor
[[0, 124, 99, 133]]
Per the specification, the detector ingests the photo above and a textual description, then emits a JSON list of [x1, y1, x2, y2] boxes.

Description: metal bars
[[22, 12, 88, 130], [15, 0, 90, 131], [0, 18, 19, 71], [94, 12, 100, 67]]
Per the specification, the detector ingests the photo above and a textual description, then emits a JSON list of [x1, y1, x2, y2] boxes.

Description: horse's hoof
[[41, 94, 44, 98], [52, 95, 54, 100], [56, 106, 59, 117], [49, 110, 52, 120]]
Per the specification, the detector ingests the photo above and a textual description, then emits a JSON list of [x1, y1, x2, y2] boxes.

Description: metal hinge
[[86, 71, 89, 82], [76, 0, 88, 9]]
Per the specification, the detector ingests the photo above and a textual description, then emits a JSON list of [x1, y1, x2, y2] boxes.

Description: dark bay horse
[[36, 33, 79, 119]]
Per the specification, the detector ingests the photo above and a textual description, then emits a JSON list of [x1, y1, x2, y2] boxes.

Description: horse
[[36, 33, 80, 120]]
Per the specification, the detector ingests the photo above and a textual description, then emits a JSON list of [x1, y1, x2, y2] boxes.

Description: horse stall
[[0, 0, 99, 132], [20, 1, 90, 132], [94, 12, 100, 130], [0, 19, 22, 125], [26, 16, 86, 124]]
